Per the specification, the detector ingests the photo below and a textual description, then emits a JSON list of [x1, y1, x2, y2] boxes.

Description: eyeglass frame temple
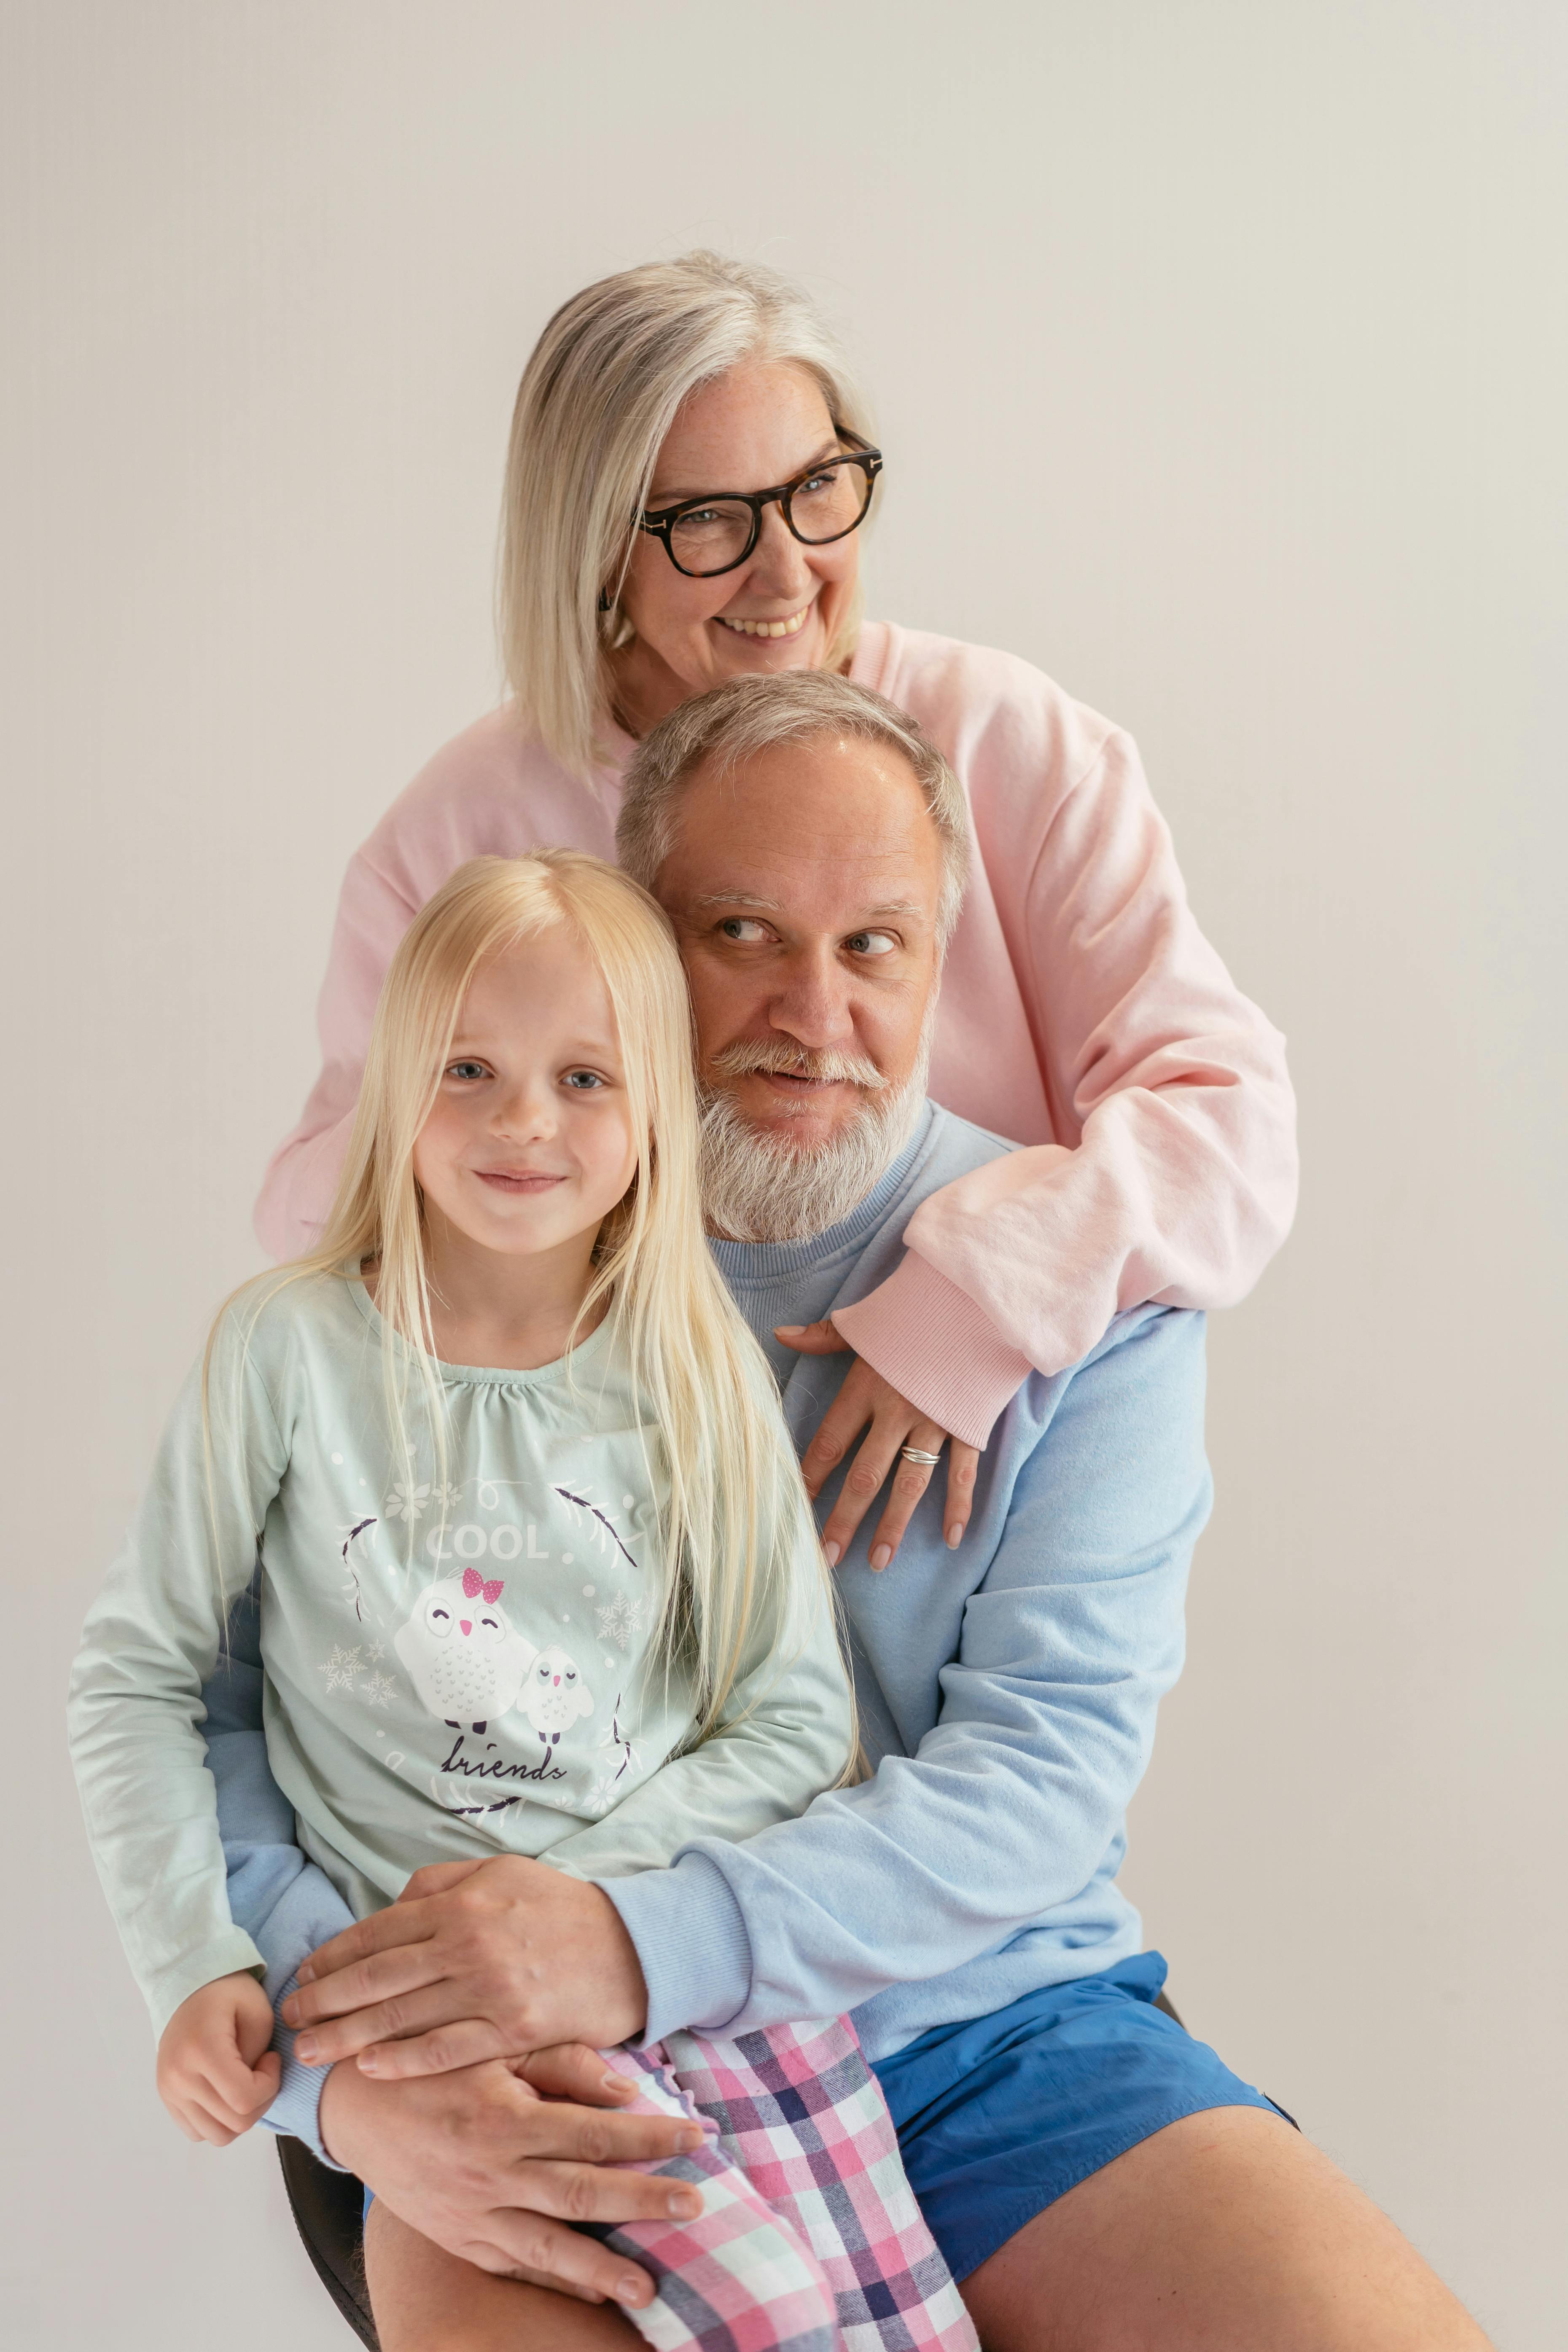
[[635, 435, 884, 578]]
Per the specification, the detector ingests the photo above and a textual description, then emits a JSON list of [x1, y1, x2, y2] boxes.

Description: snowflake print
[[385, 1481, 431, 1522], [431, 1481, 464, 1512], [320, 1644, 364, 1693], [367, 1641, 386, 1663], [594, 1593, 646, 1653], [359, 1672, 397, 1710]]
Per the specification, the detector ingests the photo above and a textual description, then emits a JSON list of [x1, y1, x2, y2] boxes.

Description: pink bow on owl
[[461, 1565, 504, 1605]]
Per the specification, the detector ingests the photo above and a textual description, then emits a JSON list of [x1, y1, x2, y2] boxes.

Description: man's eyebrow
[[649, 438, 843, 505], [687, 892, 927, 925], [689, 891, 785, 913]]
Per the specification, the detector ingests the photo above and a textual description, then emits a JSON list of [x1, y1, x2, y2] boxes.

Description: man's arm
[[283, 1306, 1208, 2072], [612, 1304, 1209, 2039]]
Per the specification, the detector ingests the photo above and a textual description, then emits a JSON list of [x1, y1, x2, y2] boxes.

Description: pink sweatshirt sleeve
[[253, 846, 418, 1259], [832, 695, 1298, 1447]]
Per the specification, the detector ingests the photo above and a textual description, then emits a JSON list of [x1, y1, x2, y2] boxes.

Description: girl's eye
[[718, 917, 772, 944], [563, 1069, 606, 1091], [446, 1060, 488, 1082], [845, 930, 898, 958]]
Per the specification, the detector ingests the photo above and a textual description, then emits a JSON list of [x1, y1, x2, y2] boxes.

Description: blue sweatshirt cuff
[[259, 1971, 343, 2167], [606, 1853, 753, 2044]]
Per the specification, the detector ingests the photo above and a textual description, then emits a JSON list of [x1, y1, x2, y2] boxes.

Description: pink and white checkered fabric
[[597, 2017, 978, 2352]]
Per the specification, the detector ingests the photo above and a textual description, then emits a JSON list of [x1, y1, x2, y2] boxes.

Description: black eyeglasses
[[637, 431, 883, 579]]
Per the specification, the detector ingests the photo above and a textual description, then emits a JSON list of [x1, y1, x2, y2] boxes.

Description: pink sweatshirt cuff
[[829, 1255, 1035, 1451]]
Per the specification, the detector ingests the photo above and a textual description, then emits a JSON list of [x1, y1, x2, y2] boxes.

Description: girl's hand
[[156, 1971, 281, 2145], [775, 1323, 979, 1569]]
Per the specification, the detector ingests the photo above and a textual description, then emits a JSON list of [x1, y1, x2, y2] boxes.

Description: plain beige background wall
[[3, 2, 1563, 2344]]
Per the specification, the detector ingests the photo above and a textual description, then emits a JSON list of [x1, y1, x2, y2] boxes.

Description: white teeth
[[719, 608, 810, 637]]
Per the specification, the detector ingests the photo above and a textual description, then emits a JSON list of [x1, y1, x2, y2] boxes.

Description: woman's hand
[[775, 1323, 979, 1568], [282, 1855, 645, 2076], [156, 1970, 282, 2145], [319, 2046, 704, 2309]]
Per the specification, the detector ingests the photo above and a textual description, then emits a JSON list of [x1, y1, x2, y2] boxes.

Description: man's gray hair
[[616, 671, 971, 946]]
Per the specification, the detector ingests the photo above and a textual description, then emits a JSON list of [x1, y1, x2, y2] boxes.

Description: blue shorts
[[871, 1951, 1287, 2282]]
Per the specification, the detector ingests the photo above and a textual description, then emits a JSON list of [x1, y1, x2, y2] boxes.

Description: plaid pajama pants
[[595, 2017, 979, 2352]]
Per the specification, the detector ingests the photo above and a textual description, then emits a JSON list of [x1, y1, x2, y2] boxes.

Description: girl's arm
[[833, 715, 1297, 1449], [202, 1578, 356, 2160], [68, 1304, 293, 2038]]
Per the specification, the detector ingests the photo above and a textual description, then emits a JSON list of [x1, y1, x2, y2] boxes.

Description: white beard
[[699, 1021, 933, 1246]]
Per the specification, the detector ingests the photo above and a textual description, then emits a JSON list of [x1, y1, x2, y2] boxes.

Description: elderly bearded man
[[207, 673, 1487, 2351]]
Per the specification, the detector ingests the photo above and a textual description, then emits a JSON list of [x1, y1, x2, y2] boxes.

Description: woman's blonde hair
[[499, 251, 874, 779], [209, 850, 827, 1736]]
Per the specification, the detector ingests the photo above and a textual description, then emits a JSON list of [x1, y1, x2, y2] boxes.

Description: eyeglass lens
[[667, 456, 873, 577]]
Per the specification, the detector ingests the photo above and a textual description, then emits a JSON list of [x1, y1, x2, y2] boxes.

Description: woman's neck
[[606, 638, 689, 741], [412, 1215, 605, 1371]]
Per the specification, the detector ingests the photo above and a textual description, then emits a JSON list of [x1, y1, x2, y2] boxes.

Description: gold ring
[[899, 1446, 942, 1465]]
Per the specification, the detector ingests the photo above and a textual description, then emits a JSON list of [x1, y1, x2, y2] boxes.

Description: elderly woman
[[258, 250, 1296, 1554]]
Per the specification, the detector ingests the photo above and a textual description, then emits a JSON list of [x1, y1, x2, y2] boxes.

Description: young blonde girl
[[69, 852, 977, 2352]]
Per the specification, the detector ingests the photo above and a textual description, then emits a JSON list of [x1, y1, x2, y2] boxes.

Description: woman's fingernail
[[947, 1524, 963, 1549], [296, 2037, 317, 2063], [823, 1540, 841, 1568], [358, 2049, 379, 2075], [870, 1544, 891, 1571], [296, 1963, 315, 1984], [668, 2188, 702, 2219]]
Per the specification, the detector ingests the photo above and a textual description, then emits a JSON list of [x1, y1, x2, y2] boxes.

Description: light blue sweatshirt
[[208, 1102, 1210, 2157]]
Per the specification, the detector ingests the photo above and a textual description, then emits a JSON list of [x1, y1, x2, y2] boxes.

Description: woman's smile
[[717, 603, 813, 639]]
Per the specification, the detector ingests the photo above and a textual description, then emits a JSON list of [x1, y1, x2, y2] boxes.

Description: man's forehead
[[660, 739, 944, 915]]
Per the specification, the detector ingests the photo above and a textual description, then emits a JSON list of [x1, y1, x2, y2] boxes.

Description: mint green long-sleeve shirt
[[69, 1270, 851, 2036]]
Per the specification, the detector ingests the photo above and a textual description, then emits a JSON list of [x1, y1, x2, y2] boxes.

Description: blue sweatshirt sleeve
[[204, 1578, 351, 2163], [609, 1306, 1210, 2041]]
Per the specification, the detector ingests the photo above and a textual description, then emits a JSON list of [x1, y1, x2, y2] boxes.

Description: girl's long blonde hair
[[210, 850, 827, 1736], [499, 250, 875, 779]]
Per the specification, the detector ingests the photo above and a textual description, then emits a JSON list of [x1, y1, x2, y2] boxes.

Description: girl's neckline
[[345, 1269, 619, 1388]]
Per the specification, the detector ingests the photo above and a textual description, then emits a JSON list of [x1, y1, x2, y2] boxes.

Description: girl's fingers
[[862, 1421, 949, 1569], [943, 1442, 980, 1548], [248, 2050, 283, 2110], [204, 2032, 273, 2116]]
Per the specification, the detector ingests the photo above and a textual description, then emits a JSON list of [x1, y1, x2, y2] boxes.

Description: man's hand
[[319, 2047, 704, 2310], [777, 1324, 979, 1567], [156, 1970, 281, 2145], [282, 1856, 646, 2076]]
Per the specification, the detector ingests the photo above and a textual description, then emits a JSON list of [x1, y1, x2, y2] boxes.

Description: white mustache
[[705, 1038, 888, 1091]]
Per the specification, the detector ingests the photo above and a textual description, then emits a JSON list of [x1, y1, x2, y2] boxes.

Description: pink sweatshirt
[[257, 622, 1297, 1447]]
